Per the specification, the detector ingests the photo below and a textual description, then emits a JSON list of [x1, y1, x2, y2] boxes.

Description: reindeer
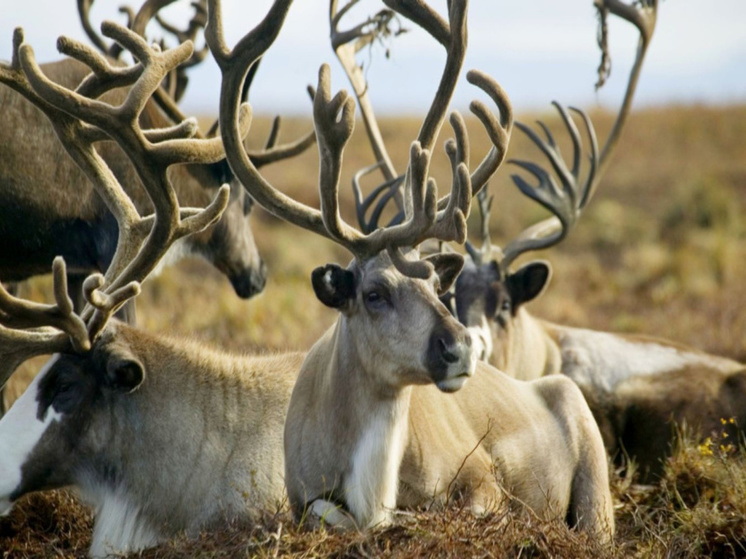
[[0, 18, 305, 556], [206, 0, 614, 537], [449, 0, 745, 480], [0, 0, 315, 309]]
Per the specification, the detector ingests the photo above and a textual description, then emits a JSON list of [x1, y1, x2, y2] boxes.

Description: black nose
[[231, 261, 267, 299], [437, 331, 472, 363], [426, 323, 473, 381], [439, 338, 460, 364]]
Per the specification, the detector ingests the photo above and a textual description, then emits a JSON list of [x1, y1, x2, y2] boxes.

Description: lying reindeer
[[449, 0, 745, 481], [0, 17, 304, 556], [207, 0, 614, 538]]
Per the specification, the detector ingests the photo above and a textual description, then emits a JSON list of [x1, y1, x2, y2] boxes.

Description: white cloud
[[2, 0, 745, 115]]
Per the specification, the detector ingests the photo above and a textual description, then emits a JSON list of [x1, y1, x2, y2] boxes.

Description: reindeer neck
[[497, 309, 561, 380], [317, 318, 413, 527]]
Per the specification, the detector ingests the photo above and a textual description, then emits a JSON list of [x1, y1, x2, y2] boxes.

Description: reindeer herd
[[0, 0, 742, 556]]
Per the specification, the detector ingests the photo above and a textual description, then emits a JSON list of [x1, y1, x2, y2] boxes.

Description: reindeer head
[[0, 323, 145, 516], [313, 249, 469, 392], [452, 0, 659, 368]]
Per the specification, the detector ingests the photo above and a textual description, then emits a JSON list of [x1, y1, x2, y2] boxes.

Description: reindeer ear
[[506, 260, 552, 310], [105, 347, 145, 393], [424, 253, 464, 295], [312, 264, 356, 309]]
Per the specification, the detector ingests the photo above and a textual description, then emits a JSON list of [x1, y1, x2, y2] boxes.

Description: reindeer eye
[[364, 288, 390, 310], [366, 291, 381, 304], [501, 300, 511, 313]]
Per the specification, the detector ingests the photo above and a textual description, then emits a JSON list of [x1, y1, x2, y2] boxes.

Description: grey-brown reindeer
[[0, 13, 306, 557], [0, 0, 316, 312], [204, 0, 613, 538], [449, 0, 745, 481]]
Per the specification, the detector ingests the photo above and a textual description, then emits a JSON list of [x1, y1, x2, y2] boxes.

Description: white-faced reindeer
[[0, 0, 316, 311], [450, 0, 746, 480], [206, 0, 613, 538], [0, 18, 305, 557]]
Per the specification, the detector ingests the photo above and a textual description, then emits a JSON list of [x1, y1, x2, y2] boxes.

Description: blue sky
[[3, 1, 745, 117]]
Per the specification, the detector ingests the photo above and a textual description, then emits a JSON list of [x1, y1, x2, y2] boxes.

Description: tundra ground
[[2, 104, 745, 557]]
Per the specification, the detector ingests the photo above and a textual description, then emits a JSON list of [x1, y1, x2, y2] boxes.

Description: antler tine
[[466, 70, 514, 198], [0, 258, 90, 353], [82, 274, 142, 339], [500, 103, 598, 271], [78, 0, 113, 56], [425, 111, 471, 243], [155, 0, 208, 49], [207, 0, 345, 245], [119, 5, 137, 29], [154, 0, 209, 102], [464, 186, 494, 266], [595, 0, 657, 178], [313, 66, 367, 249], [434, 69, 514, 212], [246, 128, 317, 170], [329, 0, 403, 209], [402, 0, 467, 157], [109, 0, 179, 58], [352, 162, 405, 234], [0, 258, 92, 388]]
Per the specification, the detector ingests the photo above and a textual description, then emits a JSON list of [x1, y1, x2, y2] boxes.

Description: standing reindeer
[[450, 0, 746, 480], [206, 0, 613, 537], [0, 15, 306, 557], [0, 0, 316, 307]]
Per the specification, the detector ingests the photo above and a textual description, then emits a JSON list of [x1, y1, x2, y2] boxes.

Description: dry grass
[[3, 103, 746, 556], [3, 439, 745, 558]]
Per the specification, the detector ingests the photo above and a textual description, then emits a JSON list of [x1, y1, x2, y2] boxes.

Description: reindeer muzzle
[[427, 323, 475, 393]]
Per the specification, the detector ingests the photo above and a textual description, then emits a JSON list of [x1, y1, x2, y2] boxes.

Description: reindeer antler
[[338, 0, 512, 249], [501, 104, 598, 270], [154, 0, 210, 102], [487, 0, 658, 272], [0, 20, 256, 386], [595, 0, 657, 176], [464, 187, 494, 267], [208, 0, 511, 279], [329, 0, 406, 209]]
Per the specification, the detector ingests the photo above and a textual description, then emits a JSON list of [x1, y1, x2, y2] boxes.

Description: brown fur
[[400, 361, 614, 539], [581, 365, 746, 480], [0, 321, 305, 556], [0, 58, 263, 296]]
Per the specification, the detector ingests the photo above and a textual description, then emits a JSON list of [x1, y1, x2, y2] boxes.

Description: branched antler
[[594, 0, 658, 174], [352, 163, 405, 234], [501, 103, 598, 270], [329, 0, 406, 203], [464, 187, 494, 267], [208, 0, 507, 280], [340, 0, 512, 246], [154, 0, 209, 102], [486, 0, 658, 272], [0, 21, 248, 386]]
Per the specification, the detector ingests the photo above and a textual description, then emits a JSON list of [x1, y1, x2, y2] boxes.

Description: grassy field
[[2, 102, 746, 557]]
